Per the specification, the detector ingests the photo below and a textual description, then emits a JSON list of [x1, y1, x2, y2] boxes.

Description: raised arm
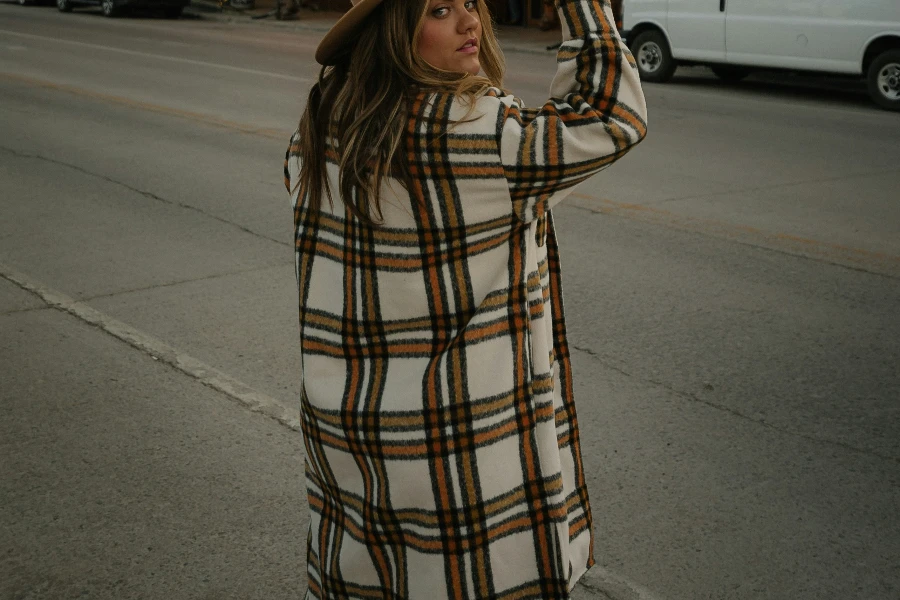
[[500, 0, 647, 223]]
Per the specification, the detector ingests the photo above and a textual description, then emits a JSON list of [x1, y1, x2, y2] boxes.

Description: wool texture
[[284, 1, 647, 597]]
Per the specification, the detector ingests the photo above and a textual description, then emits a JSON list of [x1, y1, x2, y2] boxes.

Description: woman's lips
[[458, 40, 478, 53]]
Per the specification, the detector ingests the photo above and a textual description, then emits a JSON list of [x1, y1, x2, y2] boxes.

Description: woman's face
[[417, 0, 482, 76]]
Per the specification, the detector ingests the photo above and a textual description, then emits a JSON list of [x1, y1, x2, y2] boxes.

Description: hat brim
[[315, 0, 385, 66]]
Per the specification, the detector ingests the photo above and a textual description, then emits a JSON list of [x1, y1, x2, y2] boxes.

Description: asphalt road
[[1, 4, 899, 600]]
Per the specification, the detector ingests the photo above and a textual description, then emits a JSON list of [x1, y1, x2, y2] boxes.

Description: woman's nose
[[458, 8, 479, 32]]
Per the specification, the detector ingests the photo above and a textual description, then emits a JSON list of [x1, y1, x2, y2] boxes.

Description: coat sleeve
[[499, 0, 648, 224]]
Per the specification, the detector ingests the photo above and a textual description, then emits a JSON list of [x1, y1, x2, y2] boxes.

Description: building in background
[[309, 0, 623, 30]]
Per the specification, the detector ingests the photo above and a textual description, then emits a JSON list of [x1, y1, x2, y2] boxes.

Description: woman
[[284, 0, 647, 597]]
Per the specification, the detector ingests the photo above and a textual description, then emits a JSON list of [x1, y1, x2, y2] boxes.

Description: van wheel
[[711, 65, 751, 83], [630, 30, 676, 83], [867, 49, 900, 111], [57, 0, 72, 11]]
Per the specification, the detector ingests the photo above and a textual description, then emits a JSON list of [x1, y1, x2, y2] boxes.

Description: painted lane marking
[[0, 72, 289, 140], [5, 70, 894, 281], [568, 192, 900, 279], [0, 265, 667, 600], [0, 29, 312, 83], [0, 262, 303, 432]]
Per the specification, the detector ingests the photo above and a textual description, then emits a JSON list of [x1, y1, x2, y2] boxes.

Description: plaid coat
[[284, 1, 647, 598]]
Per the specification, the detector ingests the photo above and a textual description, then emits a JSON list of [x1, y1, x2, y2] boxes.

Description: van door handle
[[719, 0, 725, 11]]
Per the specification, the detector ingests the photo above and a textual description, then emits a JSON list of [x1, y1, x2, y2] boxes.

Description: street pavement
[[1, 3, 899, 599]]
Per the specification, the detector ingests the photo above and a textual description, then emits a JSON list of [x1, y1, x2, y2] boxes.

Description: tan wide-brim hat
[[315, 0, 386, 66]]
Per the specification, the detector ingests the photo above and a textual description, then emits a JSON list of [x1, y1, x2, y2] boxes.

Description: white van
[[622, 0, 900, 111]]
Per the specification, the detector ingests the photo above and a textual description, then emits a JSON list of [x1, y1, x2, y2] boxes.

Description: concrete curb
[[1, 258, 664, 600], [0, 263, 304, 433], [184, 1, 559, 57], [185, 3, 334, 33], [579, 566, 667, 600], [7, 12, 640, 599]]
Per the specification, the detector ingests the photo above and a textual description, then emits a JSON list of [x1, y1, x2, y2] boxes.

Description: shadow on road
[[660, 67, 888, 113]]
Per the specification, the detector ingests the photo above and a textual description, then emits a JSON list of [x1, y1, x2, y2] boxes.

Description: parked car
[[622, 0, 900, 111], [56, 0, 190, 18]]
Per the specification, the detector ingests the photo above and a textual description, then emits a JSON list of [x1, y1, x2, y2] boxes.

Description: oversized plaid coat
[[284, 1, 647, 598]]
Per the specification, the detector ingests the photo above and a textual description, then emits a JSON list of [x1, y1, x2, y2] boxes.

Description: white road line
[[0, 262, 303, 433], [0, 260, 672, 600], [579, 565, 669, 600], [0, 29, 312, 83], [1, 259, 671, 600]]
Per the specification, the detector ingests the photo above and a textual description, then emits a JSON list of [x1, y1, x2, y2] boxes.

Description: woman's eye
[[465, 0, 476, 9], [432, 6, 449, 16]]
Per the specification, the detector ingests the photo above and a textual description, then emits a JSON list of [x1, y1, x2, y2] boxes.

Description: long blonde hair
[[295, 0, 505, 224]]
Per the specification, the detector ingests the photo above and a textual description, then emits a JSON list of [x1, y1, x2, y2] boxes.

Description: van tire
[[56, 0, 72, 11], [867, 49, 900, 111], [630, 31, 676, 83], [711, 65, 751, 83]]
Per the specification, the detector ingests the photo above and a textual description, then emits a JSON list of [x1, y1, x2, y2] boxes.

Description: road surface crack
[[650, 166, 900, 207], [79, 263, 288, 302], [0, 263, 302, 433], [569, 343, 900, 464], [565, 202, 899, 281], [0, 305, 51, 317], [0, 145, 290, 249]]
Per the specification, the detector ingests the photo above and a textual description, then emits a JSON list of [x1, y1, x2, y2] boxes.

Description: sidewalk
[[186, 0, 564, 56]]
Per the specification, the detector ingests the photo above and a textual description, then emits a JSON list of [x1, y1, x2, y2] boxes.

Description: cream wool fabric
[[284, 1, 647, 597]]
